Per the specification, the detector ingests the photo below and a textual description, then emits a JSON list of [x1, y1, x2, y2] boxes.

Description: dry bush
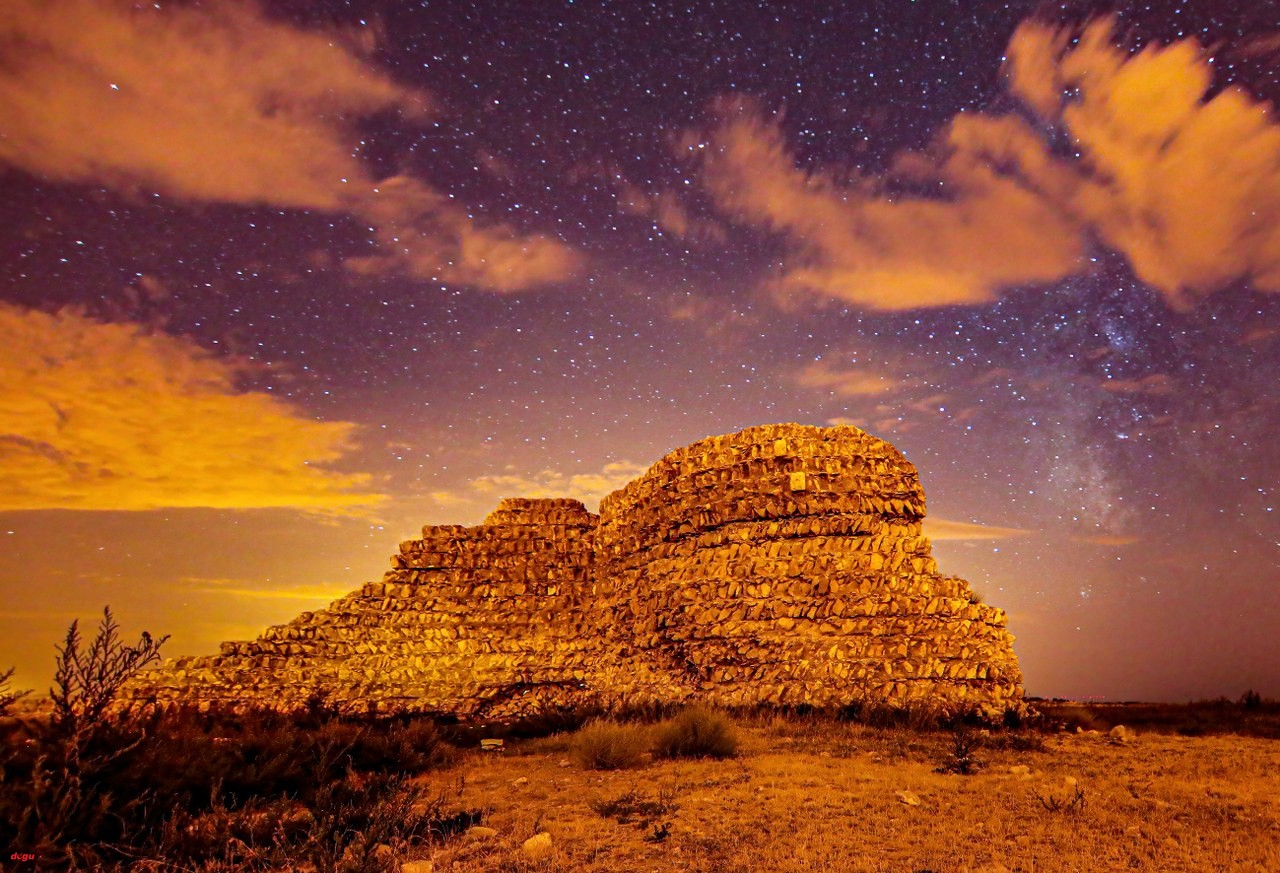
[[839, 699, 945, 731], [652, 707, 738, 760], [571, 719, 650, 770], [590, 784, 680, 825], [3, 607, 169, 868], [934, 727, 982, 775], [0, 610, 464, 871], [0, 666, 29, 717]]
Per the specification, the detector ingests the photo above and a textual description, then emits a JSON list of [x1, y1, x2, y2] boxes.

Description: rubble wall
[[123, 424, 1024, 719], [130, 498, 601, 718], [595, 425, 1023, 715]]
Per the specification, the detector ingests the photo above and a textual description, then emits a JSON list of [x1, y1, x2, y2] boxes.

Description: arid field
[[5, 696, 1279, 872], [412, 711, 1280, 873]]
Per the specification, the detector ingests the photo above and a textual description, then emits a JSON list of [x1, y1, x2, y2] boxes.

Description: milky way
[[1, 0, 1277, 701]]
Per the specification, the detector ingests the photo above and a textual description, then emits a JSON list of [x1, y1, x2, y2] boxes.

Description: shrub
[[4, 607, 169, 867], [591, 784, 680, 825], [571, 719, 649, 770], [935, 727, 982, 775], [838, 700, 944, 730], [653, 707, 738, 760], [347, 718, 454, 774], [979, 729, 1048, 753], [1, 611, 482, 870], [51, 606, 168, 735], [0, 665, 29, 716]]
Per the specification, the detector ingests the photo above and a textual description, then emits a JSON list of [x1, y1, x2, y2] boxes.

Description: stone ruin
[[122, 424, 1025, 720]]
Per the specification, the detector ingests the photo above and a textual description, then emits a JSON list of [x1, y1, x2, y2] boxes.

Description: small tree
[[51, 605, 168, 735], [0, 666, 29, 717], [12, 607, 171, 864]]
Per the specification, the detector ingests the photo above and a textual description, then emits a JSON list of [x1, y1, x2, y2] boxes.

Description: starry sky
[[2, 0, 1278, 702]]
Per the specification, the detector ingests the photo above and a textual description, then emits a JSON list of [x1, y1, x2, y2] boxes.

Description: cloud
[[0, 0, 577, 292], [439, 460, 649, 514], [615, 181, 728, 242], [797, 361, 899, 397], [1099, 374, 1174, 395], [690, 98, 1085, 310], [184, 577, 349, 602], [1005, 18, 1280, 308], [692, 17, 1280, 311], [0, 0, 413, 209], [344, 178, 583, 291], [1231, 31, 1280, 62], [924, 519, 1032, 541], [1241, 326, 1279, 346], [0, 304, 382, 513], [1070, 535, 1141, 547]]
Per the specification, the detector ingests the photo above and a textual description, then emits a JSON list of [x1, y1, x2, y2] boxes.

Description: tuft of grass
[[653, 707, 739, 760], [570, 719, 650, 770]]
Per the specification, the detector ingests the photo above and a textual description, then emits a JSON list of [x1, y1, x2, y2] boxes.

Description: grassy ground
[[5, 698, 1278, 871], [412, 715, 1280, 873]]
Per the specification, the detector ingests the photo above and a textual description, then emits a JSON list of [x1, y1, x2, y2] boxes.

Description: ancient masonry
[[123, 424, 1025, 720]]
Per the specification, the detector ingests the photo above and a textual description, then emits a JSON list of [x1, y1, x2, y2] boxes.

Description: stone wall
[[595, 425, 1022, 714], [122, 424, 1025, 720]]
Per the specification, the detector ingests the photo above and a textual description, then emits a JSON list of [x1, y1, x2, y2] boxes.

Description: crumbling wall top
[[482, 497, 596, 527]]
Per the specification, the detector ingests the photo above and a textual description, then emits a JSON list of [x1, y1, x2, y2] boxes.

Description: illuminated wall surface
[[123, 425, 1024, 719]]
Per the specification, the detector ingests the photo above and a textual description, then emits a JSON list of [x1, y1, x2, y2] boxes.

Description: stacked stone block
[[128, 497, 601, 718], [123, 424, 1025, 720], [596, 425, 1023, 716]]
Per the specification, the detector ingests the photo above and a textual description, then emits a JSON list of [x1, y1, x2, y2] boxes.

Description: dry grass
[[411, 718, 1280, 873], [571, 719, 651, 770], [652, 707, 739, 760]]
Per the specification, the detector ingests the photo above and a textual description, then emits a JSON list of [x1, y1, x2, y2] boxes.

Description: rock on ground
[[522, 831, 554, 858]]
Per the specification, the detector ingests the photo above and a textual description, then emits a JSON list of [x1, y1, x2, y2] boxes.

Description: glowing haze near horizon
[[2, 0, 1277, 702]]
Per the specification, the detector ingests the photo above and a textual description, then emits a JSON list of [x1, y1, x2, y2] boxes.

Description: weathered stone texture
[[122, 424, 1024, 719]]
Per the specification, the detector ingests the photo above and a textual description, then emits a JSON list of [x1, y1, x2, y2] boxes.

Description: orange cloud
[[692, 99, 1085, 310], [0, 0, 414, 209], [616, 182, 728, 243], [924, 519, 1031, 541], [427, 461, 649, 515], [0, 0, 577, 292], [0, 304, 382, 513], [797, 361, 899, 397], [184, 577, 350, 603], [1099, 374, 1174, 395], [693, 18, 1280, 312], [1005, 18, 1280, 308], [468, 461, 648, 510]]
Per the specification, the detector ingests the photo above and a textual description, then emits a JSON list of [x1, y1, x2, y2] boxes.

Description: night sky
[[2, 0, 1278, 702]]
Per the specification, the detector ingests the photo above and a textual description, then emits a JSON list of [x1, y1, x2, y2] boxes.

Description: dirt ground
[[407, 718, 1280, 873]]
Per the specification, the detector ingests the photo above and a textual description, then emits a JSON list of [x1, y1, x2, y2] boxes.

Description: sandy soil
[[407, 719, 1280, 873]]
